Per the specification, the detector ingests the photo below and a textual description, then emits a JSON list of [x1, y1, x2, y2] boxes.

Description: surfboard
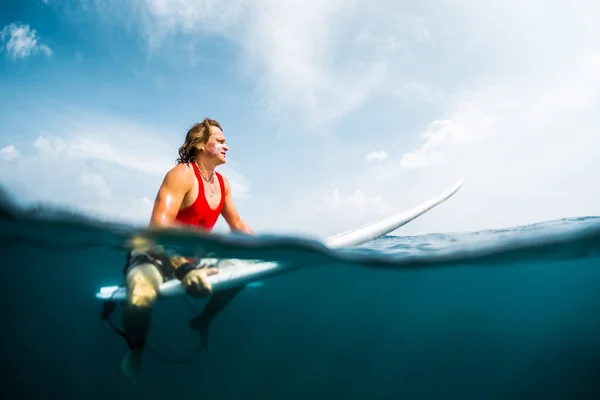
[[96, 179, 464, 302]]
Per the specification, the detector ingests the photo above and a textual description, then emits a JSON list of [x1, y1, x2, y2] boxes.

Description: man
[[120, 118, 252, 382]]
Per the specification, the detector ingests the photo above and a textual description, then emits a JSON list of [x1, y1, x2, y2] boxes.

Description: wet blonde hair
[[176, 118, 223, 164]]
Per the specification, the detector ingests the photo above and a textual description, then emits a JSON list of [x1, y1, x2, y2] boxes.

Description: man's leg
[[188, 286, 246, 351], [120, 262, 163, 382]]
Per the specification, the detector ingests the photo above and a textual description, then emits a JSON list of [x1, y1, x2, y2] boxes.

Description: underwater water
[[2, 195, 600, 399]]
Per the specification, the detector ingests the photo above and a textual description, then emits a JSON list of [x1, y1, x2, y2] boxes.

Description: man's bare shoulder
[[163, 162, 195, 185]]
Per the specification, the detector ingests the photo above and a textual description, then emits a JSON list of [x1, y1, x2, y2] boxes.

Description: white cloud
[[251, 179, 393, 238], [326, 188, 385, 211], [399, 107, 491, 170], [31, 134, 172, 176], [36, 135, 173, 176], [276, 0, 600, 236], [0, 23, 52, 60], [33, 136, 53, 153], [0, 145, 21, 161], [96, 0, 435, 127], [366, 151, 388, 163], [80, 172, 112, 198], [365, 52, 600, 234], [288, 0, 600, 235]]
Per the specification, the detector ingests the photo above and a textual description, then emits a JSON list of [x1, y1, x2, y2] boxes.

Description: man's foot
[[188, 314, 211, 352], [121, 349, 143, 383]]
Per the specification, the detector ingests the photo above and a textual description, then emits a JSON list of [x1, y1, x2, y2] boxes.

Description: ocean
[[2, 192, 600, 399]]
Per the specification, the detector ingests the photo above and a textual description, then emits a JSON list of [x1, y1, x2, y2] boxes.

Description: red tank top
[[174, 162, 225, 231]]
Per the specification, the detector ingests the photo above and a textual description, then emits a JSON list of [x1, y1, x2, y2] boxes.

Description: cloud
[[326, 188, 385, 211], [290, 0, 600, 235], [362, 52, 600, 234], [0, 145, 21, 161], [80, 172, 112, 198], [32, 134, 172, 176], [366, 151, 388, 163], [399, 108, 490, 171], [399, 52, 600, 173], [0, 23, 52, 60], [301, 187, 389, 236], [88, 0, 437, 127]]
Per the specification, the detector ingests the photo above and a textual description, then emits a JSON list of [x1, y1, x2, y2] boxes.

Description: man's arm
[[127, 165, 192, 253], [149, 164, 191, 229], [221, 176, 253, 234]]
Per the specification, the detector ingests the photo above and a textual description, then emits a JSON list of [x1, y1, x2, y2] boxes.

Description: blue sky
[[1, 0, 599, 238]]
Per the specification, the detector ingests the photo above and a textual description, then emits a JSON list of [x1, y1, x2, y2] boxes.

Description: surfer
[[120, 118, 253, 382]]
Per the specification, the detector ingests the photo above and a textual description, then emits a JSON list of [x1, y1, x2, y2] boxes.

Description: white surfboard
[[96, 179, 464, 302]]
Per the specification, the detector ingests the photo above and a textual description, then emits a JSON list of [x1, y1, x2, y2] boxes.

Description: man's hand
[[182, 268, 219, 297]]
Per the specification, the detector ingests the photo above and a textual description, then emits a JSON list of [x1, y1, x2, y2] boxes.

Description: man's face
[[204, 126, 228, 165]]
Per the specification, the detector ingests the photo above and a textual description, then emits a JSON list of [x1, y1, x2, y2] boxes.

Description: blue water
[[2, 191, 600, 399]]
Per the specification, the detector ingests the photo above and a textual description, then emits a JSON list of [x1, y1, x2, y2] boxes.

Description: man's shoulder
[[164, 162, 195, 183]]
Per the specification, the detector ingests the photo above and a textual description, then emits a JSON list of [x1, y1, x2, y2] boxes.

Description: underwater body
[[2, 194, 600, 399]]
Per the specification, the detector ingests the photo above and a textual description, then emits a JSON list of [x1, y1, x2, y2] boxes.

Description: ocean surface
[[2, 192, 600, 399]]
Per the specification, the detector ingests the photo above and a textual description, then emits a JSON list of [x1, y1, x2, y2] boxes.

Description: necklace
[[195, 162, 215, 197]]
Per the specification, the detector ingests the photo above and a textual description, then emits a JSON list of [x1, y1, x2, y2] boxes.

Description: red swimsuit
[[174, 162, 225, 231]]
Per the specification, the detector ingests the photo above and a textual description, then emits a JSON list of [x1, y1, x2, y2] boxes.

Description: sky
[[1, 0, 599, 239]]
